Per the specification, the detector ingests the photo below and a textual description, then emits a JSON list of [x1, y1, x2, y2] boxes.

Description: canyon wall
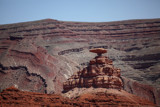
[[0, 19, 160, 104]]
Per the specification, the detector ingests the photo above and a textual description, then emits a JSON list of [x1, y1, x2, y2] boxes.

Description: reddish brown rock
[[76, 90, 155, 106], [90, 48, 107, 55], [0, 86, 81, 106], [63, 88, 156, 107], [0, 18, 160, 105], [122, 76, 160, 106], [0, 86, 156, 107], [63, 48, 123, 92], [89, 59, 96, 65]]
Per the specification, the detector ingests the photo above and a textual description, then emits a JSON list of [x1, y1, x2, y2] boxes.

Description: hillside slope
[[0, 87, 155, 106], [0, 19, 160, 104]]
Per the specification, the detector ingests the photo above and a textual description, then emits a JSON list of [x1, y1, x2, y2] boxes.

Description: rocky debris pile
[[63, 48, 123, 92]]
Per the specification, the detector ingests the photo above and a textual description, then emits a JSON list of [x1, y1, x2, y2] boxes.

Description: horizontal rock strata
[[0, 87, 155, 106], [0, 18, 160, 105]]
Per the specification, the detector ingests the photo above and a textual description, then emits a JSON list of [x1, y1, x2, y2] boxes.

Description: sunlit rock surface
[[0, 18, 160, 104], [63, 48, 123, 92], [0, 87, 155, 106]]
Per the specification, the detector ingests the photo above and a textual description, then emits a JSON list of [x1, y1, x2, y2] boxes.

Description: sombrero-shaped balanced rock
[[63, 48, 123, 92], [90, 48, 107, 56]]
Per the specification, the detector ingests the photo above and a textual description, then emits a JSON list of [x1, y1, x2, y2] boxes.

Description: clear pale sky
[[0, 0, 160, 25]]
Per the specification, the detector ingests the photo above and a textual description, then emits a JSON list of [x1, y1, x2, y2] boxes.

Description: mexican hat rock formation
[[63, 48, 123, 92]]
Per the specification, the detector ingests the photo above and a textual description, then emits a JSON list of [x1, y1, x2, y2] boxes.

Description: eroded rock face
[[0, 86, 79, 106], [0, 87, 155, 106], [63, 49, 123, 92], [0, 19, 160, 105], [122, 76, 160, 105], [74, 89, 155, 107]]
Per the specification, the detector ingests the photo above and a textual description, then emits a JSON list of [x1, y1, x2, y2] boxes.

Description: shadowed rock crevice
[[58, 48, 84, 55]]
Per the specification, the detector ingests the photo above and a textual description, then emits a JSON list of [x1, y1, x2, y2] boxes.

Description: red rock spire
[[63, 48, 123, 92]]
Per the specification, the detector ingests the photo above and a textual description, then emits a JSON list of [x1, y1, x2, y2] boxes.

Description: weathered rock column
[[63, 48, 123, 92]]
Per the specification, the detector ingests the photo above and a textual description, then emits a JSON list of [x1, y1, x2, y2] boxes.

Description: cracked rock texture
[[63, 49, 123, 92], [0, 18, 160, 105]]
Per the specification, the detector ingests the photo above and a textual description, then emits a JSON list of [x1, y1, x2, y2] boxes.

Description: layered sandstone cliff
[[0, 18, 160, 105], [0, 48, 156, 106]]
